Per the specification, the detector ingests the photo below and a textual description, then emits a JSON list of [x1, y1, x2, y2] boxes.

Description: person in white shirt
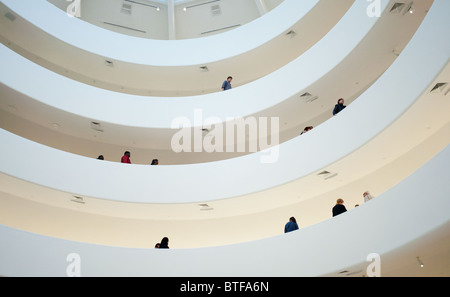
[[363, 191, 374, 203]]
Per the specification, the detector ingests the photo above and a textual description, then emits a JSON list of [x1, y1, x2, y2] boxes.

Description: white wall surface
[[80, 0, 170, 40], [2, 0, 317, 66], [0, 0, 382, 128], [174, 0, 260, 39], [0, 0, 447, 204], [48, 0, 280, 40], [0, 144, 449, 276]]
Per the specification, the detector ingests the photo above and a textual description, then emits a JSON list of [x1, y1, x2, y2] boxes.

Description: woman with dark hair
[[159, 237, 169, 249], [151, 159, 159, 165], [333, 98, 346, 116], [284, 217, 299, 233]]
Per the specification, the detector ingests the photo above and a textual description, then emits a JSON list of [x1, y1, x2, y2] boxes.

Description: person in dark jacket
[[159, 237, 170, 249], [284, 217, 299, 233], [300, 126, 313, 135], [332, 198, 347, 217], [333, 98, 346, 116], [221, 76, 233, 91]]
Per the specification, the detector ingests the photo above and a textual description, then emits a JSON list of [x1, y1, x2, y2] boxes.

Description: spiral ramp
[[0, 0, 449, 277]]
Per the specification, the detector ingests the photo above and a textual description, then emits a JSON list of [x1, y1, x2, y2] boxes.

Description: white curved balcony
[[0, 0, 356, 96], [0, 0, 433, 166], [0, 0, 448, 256], [0, 0, 448, 207], [0, 144, 449, 277]]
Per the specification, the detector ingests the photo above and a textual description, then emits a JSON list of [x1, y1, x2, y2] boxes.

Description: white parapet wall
[[0, 144, 449, 277], [0, 0, 448, 204], [0, 0, 386, 127], [2, 0, 354, 95]]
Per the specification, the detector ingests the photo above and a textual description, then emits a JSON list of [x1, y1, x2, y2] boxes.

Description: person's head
[[363, 191, 373, 200], [337, 98, 344, 105], [336, 198, 344, 204], [155, 243, 160, 248], [161, 237, 169, 246], [289, 217, 297, 223], [151, 159, 159, 165], [124, 151, 130, 157], [305, 126, 313, 131], [227, 76, 232, 82], [97, 155, 104, 160]]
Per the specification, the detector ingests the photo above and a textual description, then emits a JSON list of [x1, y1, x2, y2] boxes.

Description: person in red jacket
[[121, 151, 131, 164]]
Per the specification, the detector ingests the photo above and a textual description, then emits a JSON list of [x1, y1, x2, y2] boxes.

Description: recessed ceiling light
[[71, 196, 85, 204], [318, 170, 331, 175], [416, 257, 424, 267], [201, 128, 209, 136], [199, 203, 213, 211], [90, 121, 104, 132], [285, 30, 297, 38], [317, 170, 338, 180], [105, 59, 114, 67], [300, 92, 318, 103], [4, 11, 16, 22], [390, 3, 406, 14], [430, 82, 448, 93], [403, 2, 415, 15]]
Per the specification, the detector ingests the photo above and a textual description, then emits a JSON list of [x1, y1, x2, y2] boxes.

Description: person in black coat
[[159, 237, 170, 249], [333, 98, 346, 116], [332, 198, 347, 217], [284, 217, 299, 233]]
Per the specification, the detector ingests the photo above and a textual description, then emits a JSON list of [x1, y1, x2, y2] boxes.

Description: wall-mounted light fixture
[[416, 257, 424, 268]]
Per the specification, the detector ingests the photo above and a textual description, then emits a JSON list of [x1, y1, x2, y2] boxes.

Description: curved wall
[[0, 0, 357, 96], [0, 0, 433, 166], [0, 0, 385, 128], [0, 144, 449, 276], [0, 0, 447, 204], [1, 0, 319, 66]]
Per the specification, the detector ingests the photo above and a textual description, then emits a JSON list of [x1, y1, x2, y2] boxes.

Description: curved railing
[[0, 0, 447, 204], [0, 0, 388, 129], [0, 0, 358, 96], [0, 144, 449, 276]]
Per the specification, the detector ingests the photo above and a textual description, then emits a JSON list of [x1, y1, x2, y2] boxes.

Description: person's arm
[[221, 81, 226, 91]]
